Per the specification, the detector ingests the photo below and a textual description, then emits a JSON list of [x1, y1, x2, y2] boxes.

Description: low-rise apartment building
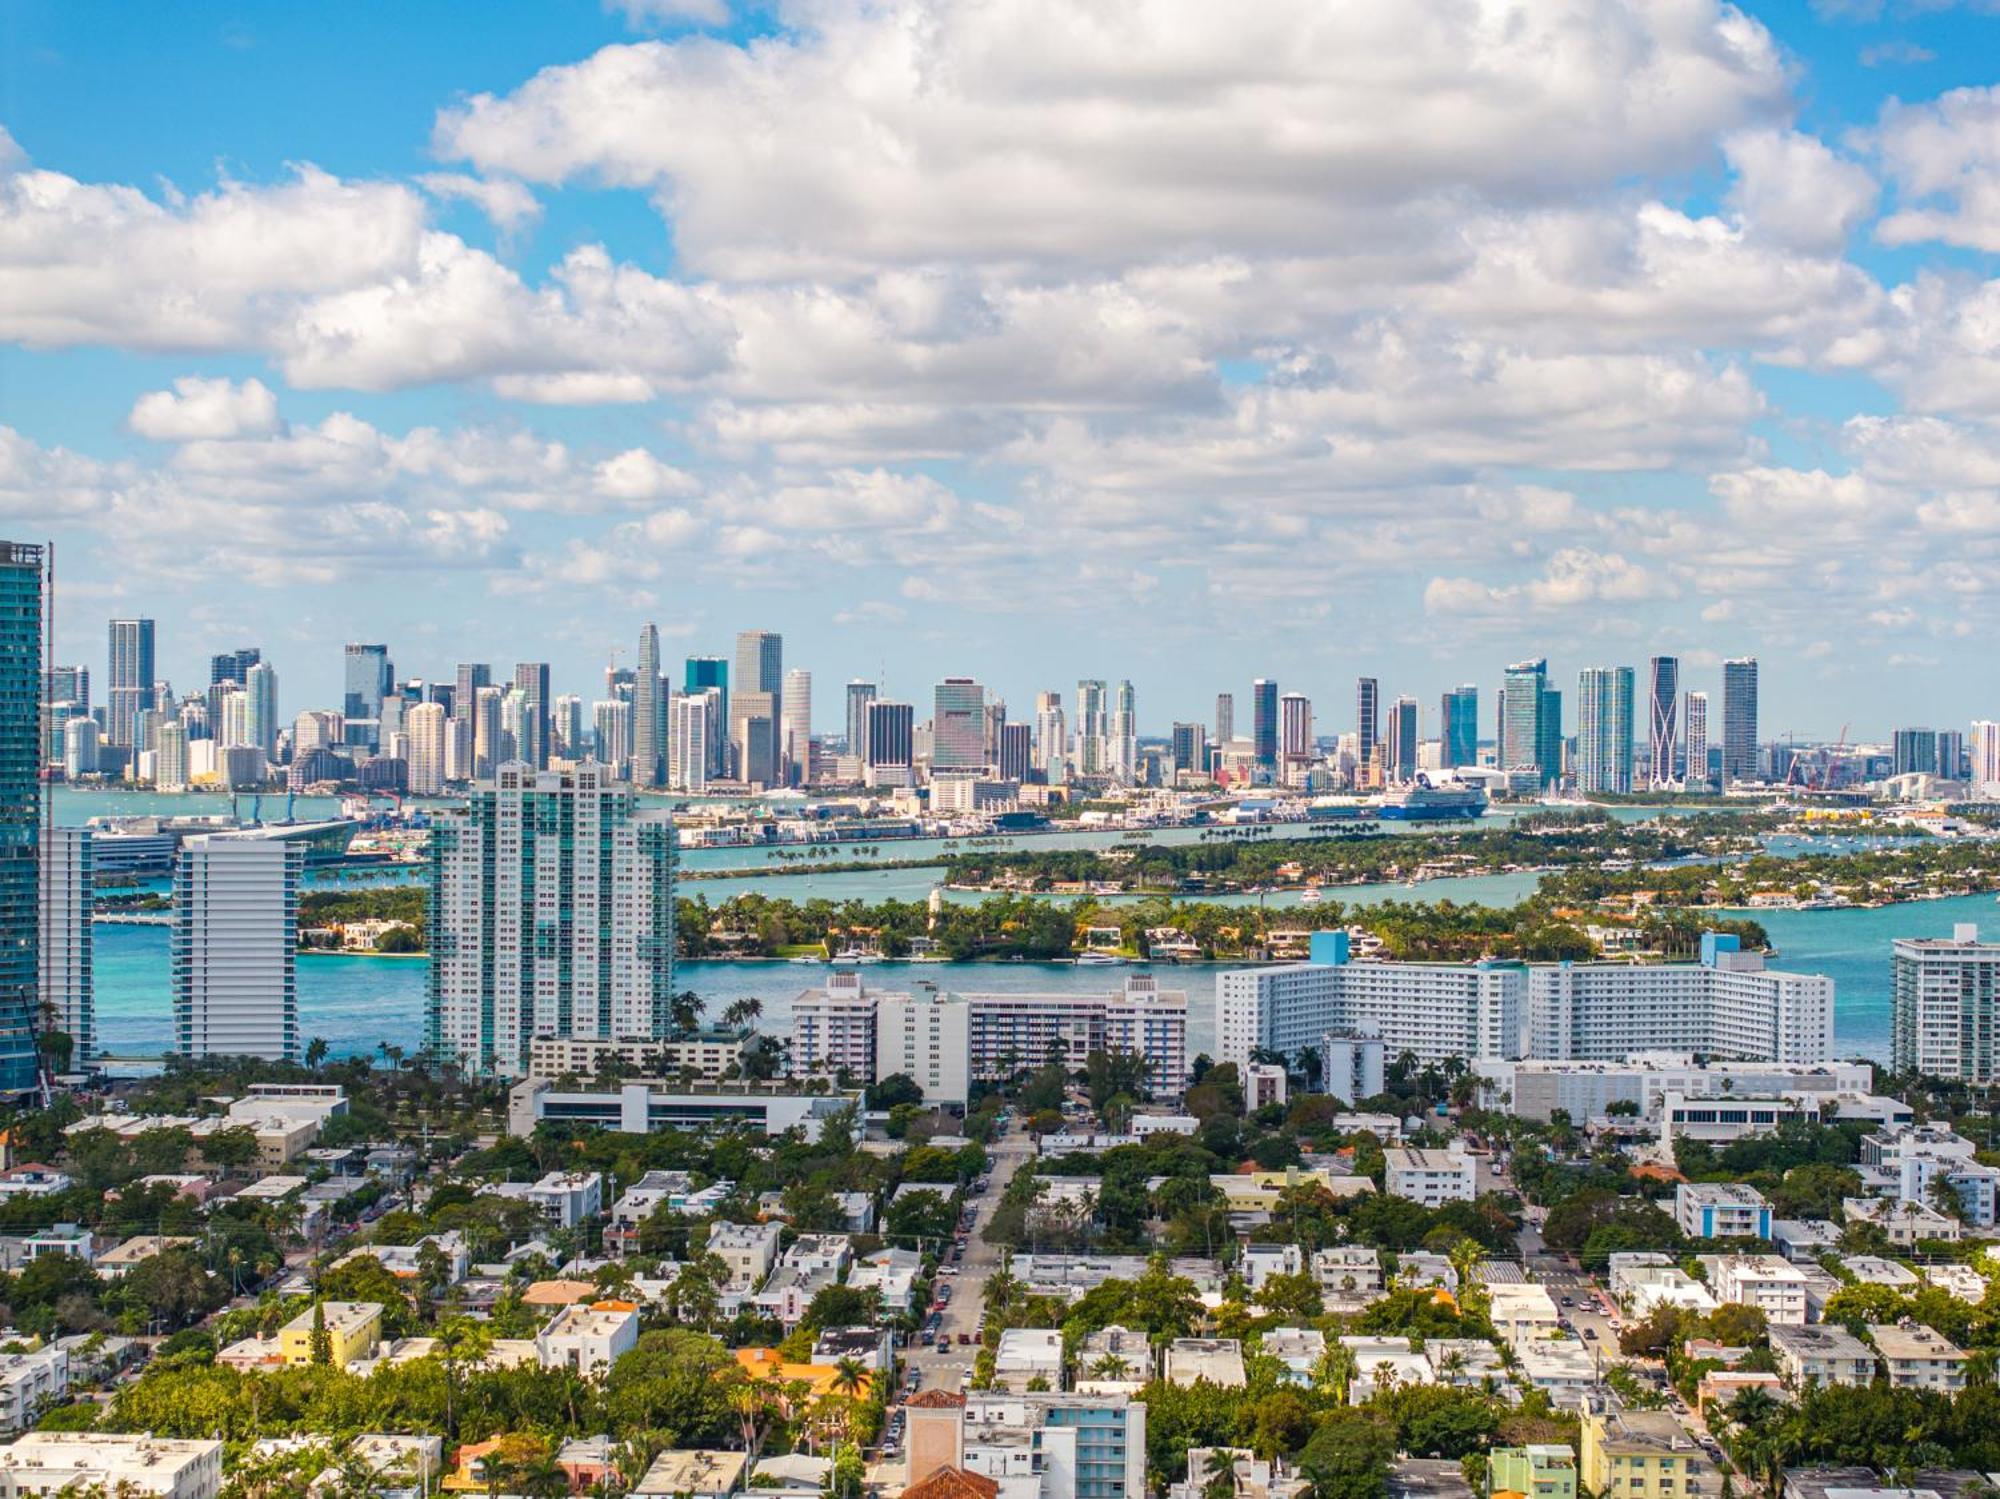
[[1383, 1148, 1476, 1207]]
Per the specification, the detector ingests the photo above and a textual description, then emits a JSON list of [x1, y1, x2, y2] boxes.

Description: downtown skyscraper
[[344, 643, 392, 751], [1684, 690, 1710, 790], [1647, 655, 1679, 787], [1251, 678, 1278, 779], [632, 625, 664, 789], [427, 762, 677, 1077], [845, 680, 876, 763], [1723, 657, 1759, 785], [1501, 658, 1560, 787], [1356, 677, 1380, 777], [1387, 695, 1418, 784], [933, 677, 988, 773], [107, 617, 154, 751], [1075, 679, 1107, 776], [732, 630, 783, 786], [1576, 666, 1635, 794], [1440, 685, 1478, 769]]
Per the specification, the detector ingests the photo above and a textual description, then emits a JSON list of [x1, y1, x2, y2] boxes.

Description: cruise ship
[[1374, 778, 1488, 822]]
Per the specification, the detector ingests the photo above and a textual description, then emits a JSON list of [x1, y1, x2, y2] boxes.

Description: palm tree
[[1090, 1353, 1132, 1384], [1315, 1341, 1358, 1402], [1203, 1450, 1241, 1499], [830, 1356, 868, 1399]]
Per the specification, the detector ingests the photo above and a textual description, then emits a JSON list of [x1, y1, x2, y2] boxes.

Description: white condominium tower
[[782, 668, 812, 787], [1108, 679, 1137, 782], [1034, 692, 1067, 780], [171, 835, 302, 1062], [1219, 935, 1523, 1068], [1684, 691, 1710, 790], [405, 701, 448, 795], [1892, 924, 2000, 1081], [1074, 680, 1107, 776], [669, 690, 719, 793], [38, 826, 93, 1065], [1218, 931, 1832, 1071], [427, 763, 677, 1077], [1527, 934, 1832, 1062]]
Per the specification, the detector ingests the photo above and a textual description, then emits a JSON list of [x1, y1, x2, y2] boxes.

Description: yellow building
[[1580, 1408, 1705, 1499], [278, 1301, 383, 1368], [1208, 1170, 1373, 1212], [733, 1348, 873, 1407]]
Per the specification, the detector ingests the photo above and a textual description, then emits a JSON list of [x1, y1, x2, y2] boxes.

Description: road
[[1491, 1153, 1626, 1356], [902, 1123, 1035, 1394]]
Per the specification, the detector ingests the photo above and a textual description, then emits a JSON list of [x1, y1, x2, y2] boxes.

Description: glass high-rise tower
[[1251, 679, 1278, 778], [1722, 657, 1759, 785], [107, 617, 154, 750], [1647, 656, 1679, 787], [0, 544, 41, 1093], [1440, 685, 1478, 769]]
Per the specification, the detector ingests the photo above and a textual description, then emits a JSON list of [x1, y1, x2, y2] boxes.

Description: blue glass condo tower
[[0, 544, 42, 1094]]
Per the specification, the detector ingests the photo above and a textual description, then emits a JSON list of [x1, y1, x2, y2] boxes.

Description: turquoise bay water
[[70, 782, 1977, 1067], [94, 890, 2000, 1067]]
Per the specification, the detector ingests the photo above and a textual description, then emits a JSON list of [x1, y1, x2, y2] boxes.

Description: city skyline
[[6, 5, 2000, 733]]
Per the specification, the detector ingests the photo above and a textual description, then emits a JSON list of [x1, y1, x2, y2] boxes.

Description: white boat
[[1298, 888, 1322, 904], [833, 947, 884, 964], [789, 955, 825, 965], [1075, 951, 1126, 965]]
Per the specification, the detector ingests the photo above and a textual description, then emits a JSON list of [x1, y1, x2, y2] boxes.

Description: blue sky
[[5, 0, 2000, 740]]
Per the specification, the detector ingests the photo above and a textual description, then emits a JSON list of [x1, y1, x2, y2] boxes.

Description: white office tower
[[1893, 924, 2000, 1081], [38, 827, 93, 1065], [1684, 692, 1710, 791], [171, 836, 301, 1062], [594, 699, 632, 781], [243, 661, 279, 757], [427, 763, 677, 1077], [1035, 691, 1067, 780], [405, 702, 448, 795], [670, 691, 716, 793], [154, 721, 188, 792], [782, 669, 812, 787], [1528, 934, 1832, 1064]]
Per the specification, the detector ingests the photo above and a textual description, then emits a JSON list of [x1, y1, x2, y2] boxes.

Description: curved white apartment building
[[1218, 931, 1832, 1070]]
